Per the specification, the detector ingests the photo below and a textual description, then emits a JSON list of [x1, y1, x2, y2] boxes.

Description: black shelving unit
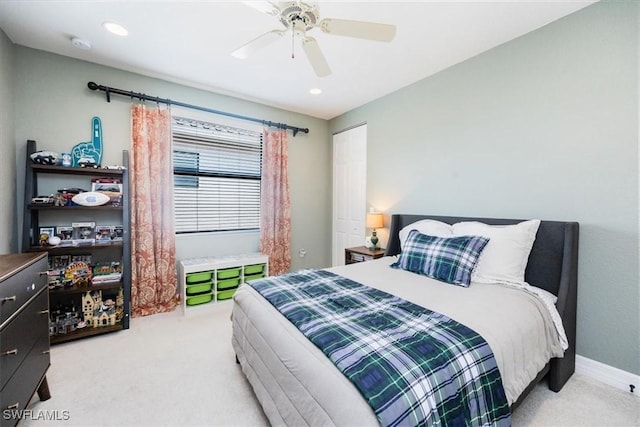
[[22, 139, 131, 344]]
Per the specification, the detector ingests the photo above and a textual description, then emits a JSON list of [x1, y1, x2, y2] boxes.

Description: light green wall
[[0, 29, 16, 254], [12, 47, 332, 270], [331, 2, 639, 375], [4, 1, 637, 377]]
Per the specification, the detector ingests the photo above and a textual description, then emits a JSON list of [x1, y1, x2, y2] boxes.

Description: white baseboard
[[576, 354, 639, 396]]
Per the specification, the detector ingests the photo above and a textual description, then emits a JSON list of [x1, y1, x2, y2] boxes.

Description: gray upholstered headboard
[[384, 214, 579, 394]]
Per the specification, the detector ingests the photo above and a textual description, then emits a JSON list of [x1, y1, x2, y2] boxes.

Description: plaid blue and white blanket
[[248, 269, 511, 427]]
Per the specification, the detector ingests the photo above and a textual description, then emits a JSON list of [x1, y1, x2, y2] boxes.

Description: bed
[[231, 214, 579, 426]]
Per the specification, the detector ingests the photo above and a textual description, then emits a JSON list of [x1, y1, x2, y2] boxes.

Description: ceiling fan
[[232, 1, 396, 77]]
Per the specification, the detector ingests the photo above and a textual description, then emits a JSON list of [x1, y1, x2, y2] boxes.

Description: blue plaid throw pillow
[[391, 229, 489, 286]]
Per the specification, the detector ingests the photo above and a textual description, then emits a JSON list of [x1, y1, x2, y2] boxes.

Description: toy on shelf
[[47, 236, 61, 246], [49, 287, 125, 337], [91, 178, 123, 206], [29, 151, 60, 165], [56, 187, 87, 207], [53, 194, 66, 207], [38, 233, 48, 246], [71, 191, 110, 207], [71, 222, 96, 244], [31, 195, 54, 205], [65, 261, 92, 287], [71, 116, 103, 168], [78, 158, 99, 168], [81, 289, 124, 328], [91, 261, 122, 284]]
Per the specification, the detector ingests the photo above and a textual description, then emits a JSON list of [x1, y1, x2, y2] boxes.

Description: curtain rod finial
[[87, 81, 99, 91]]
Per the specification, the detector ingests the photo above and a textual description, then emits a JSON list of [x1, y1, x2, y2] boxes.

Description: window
[[172, 116, 262, 233]]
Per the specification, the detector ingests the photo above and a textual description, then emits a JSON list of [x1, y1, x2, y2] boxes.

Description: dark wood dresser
[[0, 252, 51, 426]]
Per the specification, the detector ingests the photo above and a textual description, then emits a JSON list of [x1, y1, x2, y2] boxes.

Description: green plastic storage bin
[[186, 292, 214, 306], [244, 263, 265, 275], [186, 271, 213, 284], [217, 277, 240, 290], [217, 267, 241, 280], [186, 281, 213, 296], [244, 273, 265, 282], [216, 289, 237, 301]]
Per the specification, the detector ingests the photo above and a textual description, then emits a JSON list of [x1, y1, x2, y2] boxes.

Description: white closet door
[[332, 124, 367, 266]]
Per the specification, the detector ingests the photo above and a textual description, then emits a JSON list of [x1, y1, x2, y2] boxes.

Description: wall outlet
[[299, 249, 307, 258]]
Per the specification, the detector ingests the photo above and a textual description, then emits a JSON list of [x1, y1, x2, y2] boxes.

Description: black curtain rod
[[87, 81, 310, 137]]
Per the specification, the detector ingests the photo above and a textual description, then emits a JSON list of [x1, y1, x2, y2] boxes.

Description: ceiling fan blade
[[231, 30, 285, 59], [319, 18, 396, 42], [240, 1, 280, 16], [302, 37, 331, 77]]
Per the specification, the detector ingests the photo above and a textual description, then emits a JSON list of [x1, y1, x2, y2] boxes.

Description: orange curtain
[[260, 129, 291, 275], [130, 104, 177, 316]]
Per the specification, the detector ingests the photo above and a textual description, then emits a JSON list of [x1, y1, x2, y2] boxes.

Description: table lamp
[[366, 212, 384, 250]]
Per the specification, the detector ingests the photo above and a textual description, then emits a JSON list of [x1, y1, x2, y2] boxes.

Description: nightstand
[[345, 246, 386, 265]]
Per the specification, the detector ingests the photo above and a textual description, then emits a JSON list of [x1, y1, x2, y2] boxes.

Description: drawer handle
[[39, 309, 50, 315], [2, 348, 18, 356], [1, 295, 16, 303], [6, 403, 19, 410]]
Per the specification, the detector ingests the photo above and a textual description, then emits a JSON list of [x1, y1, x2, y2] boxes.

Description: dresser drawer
[[0, 288, 49, 389], [0, 257, 47, 327], [0, 331, 50, 427]]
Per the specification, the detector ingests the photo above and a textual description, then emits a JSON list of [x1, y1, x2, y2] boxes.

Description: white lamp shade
[[366, 212, 384, 229]]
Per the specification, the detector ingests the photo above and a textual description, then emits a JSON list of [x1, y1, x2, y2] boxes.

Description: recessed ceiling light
[[309, 88, 322, 95], [103, 21, 128, 36]]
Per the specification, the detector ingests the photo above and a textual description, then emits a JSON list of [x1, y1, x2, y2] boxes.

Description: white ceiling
[[0, 1, 595, 120]]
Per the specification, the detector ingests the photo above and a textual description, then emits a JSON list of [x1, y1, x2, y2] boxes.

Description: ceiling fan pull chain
[[291, 28, 295, 59]]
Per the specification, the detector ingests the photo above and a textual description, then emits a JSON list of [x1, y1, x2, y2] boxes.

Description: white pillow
[[399, 219, 452, 249], [452, 219, 541, 286]]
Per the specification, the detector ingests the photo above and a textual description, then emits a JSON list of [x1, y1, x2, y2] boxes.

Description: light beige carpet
[[23, 301, 639, 426]]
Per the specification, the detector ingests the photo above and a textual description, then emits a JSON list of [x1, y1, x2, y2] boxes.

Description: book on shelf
[[92, 261, 119, 275], [350, 253, 365, 262], [91, 273, 122, 285], [49, 254, 71, 271], [71, 255, 92, 264]]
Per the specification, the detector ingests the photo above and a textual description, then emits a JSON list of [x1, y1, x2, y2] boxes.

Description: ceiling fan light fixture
[[103, 21, 129, 36]]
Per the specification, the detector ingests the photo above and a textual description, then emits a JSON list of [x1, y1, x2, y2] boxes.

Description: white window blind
[[172, 116, 262, 233]]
